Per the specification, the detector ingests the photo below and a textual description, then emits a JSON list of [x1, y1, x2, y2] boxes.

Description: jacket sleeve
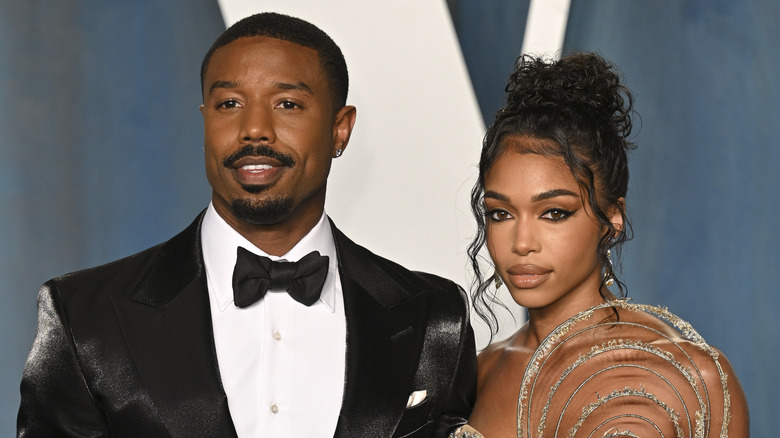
[[17, 282, 110, 437], [432, 285, 478, 438]]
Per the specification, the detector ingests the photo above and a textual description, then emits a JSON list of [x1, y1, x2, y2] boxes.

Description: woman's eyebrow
[[531, 189, 578, 202]]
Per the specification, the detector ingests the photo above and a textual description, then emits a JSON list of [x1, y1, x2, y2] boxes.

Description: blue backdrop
[[2, 0, 776, 434], [562, 2, 778, 436], [0, 1, 222, 431], [452, 1, 778, 435]]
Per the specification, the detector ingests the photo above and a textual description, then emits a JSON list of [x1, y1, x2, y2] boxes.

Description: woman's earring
[[334, 149, 343, 158], [603, 249, 615, 286], [493, 271, 503, 289]]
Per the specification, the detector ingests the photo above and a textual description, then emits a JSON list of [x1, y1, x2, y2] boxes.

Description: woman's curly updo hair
[[468, 53, 637, 337]]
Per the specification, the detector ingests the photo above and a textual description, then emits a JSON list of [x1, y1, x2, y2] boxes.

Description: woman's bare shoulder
[[696, 346, 750, 436], [476, 327, 533, 379], [476, 334, 516, 384]]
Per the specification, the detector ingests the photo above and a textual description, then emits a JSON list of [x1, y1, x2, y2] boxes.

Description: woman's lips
[[506, 264, 551, 289]]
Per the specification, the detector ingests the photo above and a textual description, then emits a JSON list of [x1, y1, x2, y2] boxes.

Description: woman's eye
[[541, 208, 573, 221], [488, 209, 513, 222]]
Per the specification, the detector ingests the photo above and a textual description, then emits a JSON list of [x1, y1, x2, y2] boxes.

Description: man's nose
[[240, 105, 275, 143]]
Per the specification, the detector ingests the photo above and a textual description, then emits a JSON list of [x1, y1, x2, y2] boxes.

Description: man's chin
[[240, 183, 271, 194], [230, 197, 293, 225]]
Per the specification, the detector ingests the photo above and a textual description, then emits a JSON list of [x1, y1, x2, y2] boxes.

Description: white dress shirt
[[201, 204, 346, 438]]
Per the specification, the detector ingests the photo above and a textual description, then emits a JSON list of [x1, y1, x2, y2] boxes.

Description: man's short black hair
[[201, 12, 349, 109]]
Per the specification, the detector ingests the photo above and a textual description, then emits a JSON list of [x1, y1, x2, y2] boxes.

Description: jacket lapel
[[331, 224, 431, 437], [111, 213, 237, 437]]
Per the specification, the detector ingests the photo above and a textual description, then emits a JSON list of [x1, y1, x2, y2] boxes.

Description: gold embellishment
[[515, 300, 731, 437], [449, 425, 484, 438], [601, 427, 640, 437], [569, 386, 685, 437]]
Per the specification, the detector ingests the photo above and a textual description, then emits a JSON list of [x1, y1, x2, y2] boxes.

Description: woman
[[454, 53, 748, 437]]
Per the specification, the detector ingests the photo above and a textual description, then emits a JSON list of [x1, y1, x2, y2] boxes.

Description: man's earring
[[334, 149, 343, 158]]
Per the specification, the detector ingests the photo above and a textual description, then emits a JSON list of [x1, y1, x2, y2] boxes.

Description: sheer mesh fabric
[[516, 300, 731, 437]]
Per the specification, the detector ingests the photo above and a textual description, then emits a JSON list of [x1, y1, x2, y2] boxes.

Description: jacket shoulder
[[49, 241, 165, 295], [332, 223, 467, 310], [46, 213, 203, 303], [411, 270, 468, 312]]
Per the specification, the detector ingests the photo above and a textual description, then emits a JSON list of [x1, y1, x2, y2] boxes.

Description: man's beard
[[230, 196, 294, 225], [221, 144, 297, 224]]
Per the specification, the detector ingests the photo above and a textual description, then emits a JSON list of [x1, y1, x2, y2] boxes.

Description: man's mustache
[[222, 145, 296, 168]]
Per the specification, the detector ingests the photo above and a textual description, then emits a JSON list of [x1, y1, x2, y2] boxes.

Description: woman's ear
[[608, 197, 625, 236]]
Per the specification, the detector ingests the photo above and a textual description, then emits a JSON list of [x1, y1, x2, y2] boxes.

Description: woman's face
[[484, 146, 617, 310]]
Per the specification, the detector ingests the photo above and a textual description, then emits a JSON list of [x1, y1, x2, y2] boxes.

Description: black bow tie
[[232, 247, 329, 308]]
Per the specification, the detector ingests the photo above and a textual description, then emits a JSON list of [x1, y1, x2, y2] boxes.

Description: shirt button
[[272, 330, 282, 341], [270, 403, 279, 414]]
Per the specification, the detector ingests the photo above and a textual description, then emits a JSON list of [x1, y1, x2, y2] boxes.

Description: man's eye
[[277, 101, 300, 110], [217, 99, 240, 109]]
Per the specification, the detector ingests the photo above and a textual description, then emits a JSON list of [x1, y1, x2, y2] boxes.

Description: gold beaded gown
[[452, 300, 736, 437]]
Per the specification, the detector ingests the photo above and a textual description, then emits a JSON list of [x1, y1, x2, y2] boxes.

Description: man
[[18, 12, 476, 438]]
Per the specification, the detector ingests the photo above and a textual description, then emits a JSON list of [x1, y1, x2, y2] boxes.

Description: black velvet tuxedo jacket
[[18, 213, 476, 437]]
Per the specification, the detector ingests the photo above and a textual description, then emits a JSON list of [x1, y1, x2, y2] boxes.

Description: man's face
[[200, 36, 355, 230]]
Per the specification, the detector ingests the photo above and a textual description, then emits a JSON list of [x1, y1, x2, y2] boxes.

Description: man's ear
[[332, 105, 357, 157]]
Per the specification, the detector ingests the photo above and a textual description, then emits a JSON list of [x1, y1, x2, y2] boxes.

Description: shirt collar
[[201, 203, 339, 313]]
